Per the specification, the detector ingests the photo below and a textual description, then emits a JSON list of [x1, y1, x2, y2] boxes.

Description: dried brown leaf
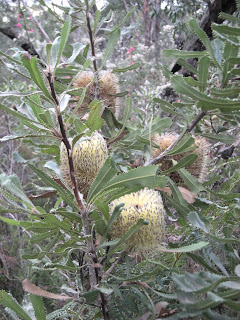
[[22, 279, 72, 300]]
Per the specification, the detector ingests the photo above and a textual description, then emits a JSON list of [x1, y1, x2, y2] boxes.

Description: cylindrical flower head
[[152, 133, 210, 184], [73, 132, 108, 177], [73, 70, 119, 116], [60, 132, 108, 197], [109, 188, 165, 253]]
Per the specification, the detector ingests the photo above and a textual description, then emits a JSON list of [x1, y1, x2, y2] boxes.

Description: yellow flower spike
[[60, 132, 108, 198], [109, 188, 165, 253]]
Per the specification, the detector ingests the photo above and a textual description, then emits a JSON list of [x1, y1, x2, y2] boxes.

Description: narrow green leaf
[[101, 29, 120, 68], [201, 133, 235, 144], [0, 291, 32, 320], [29, 164, 78, 210], [112, 63, 141, 73], [188, 211, 209, 233], [160, 154, 198, 175], [159, 241, 209, 253], [198, 56, 210, 91], [166, 134, 195, 156], [0, 173, 34, 207], [0, 91, 41, 97], [55, 14, 71, 69], [167, 177, 187, 206], [163, 49, 208, 59], [30, 294, 46, 320], [212, 24, 240, 37], [0, 104, 49, 131], [187, 253, 222, 274], [107, 7, 134, 34], [108, 218, 146, 255], [222, 42, 238, 87], [87, 156, 117, 203], [100, 203, 124, 244]]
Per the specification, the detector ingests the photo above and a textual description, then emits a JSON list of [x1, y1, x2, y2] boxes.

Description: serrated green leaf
[[171, 75, 240, 110], [30, 294, 46, 320], [176, 58, 198, 75], [178, 168, 205, 193], [93, 165, 159, 204], [0, 216, 21, 226], [141, 117, 172, 139], [222, 42, 238, 87], [189, 18, 221, 69], [188, 211, 209, 233], [0, 291, 32, 320], [153, 98, 182, 117], [85, 100, 103, 130]]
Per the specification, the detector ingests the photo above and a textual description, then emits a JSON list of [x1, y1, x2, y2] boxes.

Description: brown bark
[[144, 0, 151, 47], [171, 0, 237, 74], [0, 27, 41, 58]]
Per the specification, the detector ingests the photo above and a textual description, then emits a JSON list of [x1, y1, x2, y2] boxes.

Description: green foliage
[[0, 2, 240, 320]]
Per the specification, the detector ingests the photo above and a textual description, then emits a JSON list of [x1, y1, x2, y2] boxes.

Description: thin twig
[[102, 255, 122, 280], [145, 110, 207, 166], [21, 0, 52, 43], [86, 8, 99, 101]]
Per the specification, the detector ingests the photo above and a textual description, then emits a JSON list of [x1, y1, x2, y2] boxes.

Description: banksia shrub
[[73, 70, 120, 117], [109, 188, 165, 253], [60, 132, 108, 197], [152, 133, 210, 184]]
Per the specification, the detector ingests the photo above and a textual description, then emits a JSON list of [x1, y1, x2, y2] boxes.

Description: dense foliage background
[[0, 0, 240, 319]]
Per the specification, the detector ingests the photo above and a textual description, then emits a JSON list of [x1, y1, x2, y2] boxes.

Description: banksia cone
[[152, 133, 210, 184], [109, 188, 165, 253], [60, 132, 108, 197], [73, 70, 119, 117]]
